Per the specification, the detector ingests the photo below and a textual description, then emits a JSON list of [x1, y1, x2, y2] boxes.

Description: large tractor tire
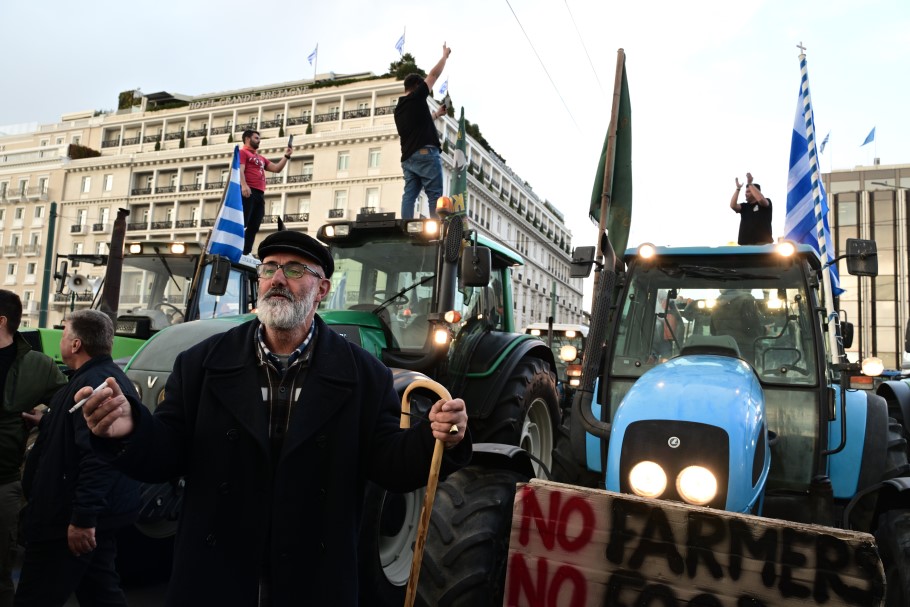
[[416, 466, 529, 607], [357, 482, 424, 606], [874, 509, 910, 606], [469, 357, 558, 477]]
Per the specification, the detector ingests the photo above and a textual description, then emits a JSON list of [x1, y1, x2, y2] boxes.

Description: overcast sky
[[2, 0, 908, 265]]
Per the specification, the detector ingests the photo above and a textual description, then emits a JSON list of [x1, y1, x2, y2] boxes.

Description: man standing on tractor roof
[[730, 172, 773, 245], [394, 42, 451, 220]]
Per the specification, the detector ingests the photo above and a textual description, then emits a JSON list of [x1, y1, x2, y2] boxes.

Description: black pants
[[242, 188, 265, 255], [14, 531, 127, 607]]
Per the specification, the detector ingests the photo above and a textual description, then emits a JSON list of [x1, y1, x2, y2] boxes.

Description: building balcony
[[314, 112, 339, 123], [70, 224, 85, 234], [3, 246, 21, 257], [143, 135, 161, 143], [156, 185, 177, 194], [262, 215, 280, 224], [210, 126, 231, 135], [266, 176, 283, 185], [205, 181, 225, 190], [374, 105, 396, 116], [343, 108, 371, 119], [102, 138, 121, 148], [92, 223, 110, 233], [284, 213, 309, 222], [180, 183, 202, 192], [127, 222, 148, 231], [187, 128, 207, 138], [23, 244, 41, 256], [200, 218, 216, 227], [328, 208, 345, 219], [164, 132, 184, 141], [175, 219, 197, 229], [359, 206, 380, 215], [151, 221, 172, 230], [131, 187, 152, 196], [286, 116, 310, 126], [122, 136, 141, 145], [260, 119, 283, 129], [287, 174, 312, 184], [234, 122, 257, 132]]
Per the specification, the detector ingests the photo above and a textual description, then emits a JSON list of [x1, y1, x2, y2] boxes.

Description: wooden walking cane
[[400, 379, 456, 607]]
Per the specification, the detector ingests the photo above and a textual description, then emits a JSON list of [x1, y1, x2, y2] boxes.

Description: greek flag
[[785, 59, 843, 296], [307, 45, 318, 66], [819, 131, 830, 154], [861, 127, 875, 146], [438, 78, 448, 97], [206, 146, 245, 263], [395, 32, 405, 55]]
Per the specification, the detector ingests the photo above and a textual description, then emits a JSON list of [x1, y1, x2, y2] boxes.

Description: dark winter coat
[[21, 355, 140, 541], [0, 332, 67, 485], [97, 316, 472, 606]]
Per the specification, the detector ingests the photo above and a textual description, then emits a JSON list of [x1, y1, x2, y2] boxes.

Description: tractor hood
[[606, 354, 770, 513]]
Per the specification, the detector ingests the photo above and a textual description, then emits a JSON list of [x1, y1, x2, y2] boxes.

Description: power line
[[504, 0, 579, 130], [563, 1, 605, 96]]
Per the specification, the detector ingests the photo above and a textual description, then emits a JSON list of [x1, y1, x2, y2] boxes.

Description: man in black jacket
[[15, 310, 140, 607], [78, 231, 470, 606]]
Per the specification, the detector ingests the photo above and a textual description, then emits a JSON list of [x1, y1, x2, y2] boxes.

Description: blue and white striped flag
[[206, 146, 245, 263], [785, 58, 843, 296], [395, 32, 405, 55], [438, 78, 448, 97], [307, 45, 318, 66], [819, 131, 830, 154]]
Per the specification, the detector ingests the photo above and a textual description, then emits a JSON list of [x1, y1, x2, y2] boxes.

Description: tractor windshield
[[118, 253, 198, 329], [610, 256, 819, 386], [320, 239, 438, 349]]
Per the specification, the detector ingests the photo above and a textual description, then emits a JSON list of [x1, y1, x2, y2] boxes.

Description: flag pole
[[799, 51, 841, 364], [313, 44, 318, 82]]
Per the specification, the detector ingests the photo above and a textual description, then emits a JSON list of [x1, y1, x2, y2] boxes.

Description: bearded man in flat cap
[[75, 230, 471, 606]]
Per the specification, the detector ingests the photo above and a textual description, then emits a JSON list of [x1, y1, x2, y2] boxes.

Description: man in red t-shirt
[[239, 130, 293, 254]]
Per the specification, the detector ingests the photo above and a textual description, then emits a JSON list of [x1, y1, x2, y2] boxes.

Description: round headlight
[[629, 461, 667, 498], [676, 465, 717, 506], [559, 345, 578, 362]]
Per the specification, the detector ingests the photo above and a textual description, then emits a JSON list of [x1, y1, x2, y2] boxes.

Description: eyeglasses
[[256, 261, 323, 280]]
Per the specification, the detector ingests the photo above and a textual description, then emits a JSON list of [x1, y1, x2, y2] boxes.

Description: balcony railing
[[284, 213, 309, 222], [23, 244, 41, 256], [101, 138, 121, 148], [266, 176, 283, 185], [3, 246, 21, 256], [204, 181, 225, 190], [200, 218, 216, 227], [234, 122, 258, 132], [180, 183, 202, 192], [126, 222, 148, 231], [343, 108, 371, 119], [287, 174, 313, 184], [314, 112, 339, 123], [260, 119, 283, 129], [70, 224, 85, 233], [175, 219, 197, 228], [210, 126, 231, 135], [122, 136, 141, 145], [131, 187, 152, 196], [359, 206, 379, 215], [286, 116, 310, 126], [262, 215, 280, 224], [164, 132, 184, 141], [156, 185, 177, 194], [187, 128, 207, 137], [374, 104, 396, 116], [328, 208, 344, 219], [92, 223, 109, 232], [143, 135, 161, 143], [151, 221, 171, 230]]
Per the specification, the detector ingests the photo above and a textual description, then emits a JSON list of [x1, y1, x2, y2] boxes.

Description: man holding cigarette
[[15, 310, 140, 607]]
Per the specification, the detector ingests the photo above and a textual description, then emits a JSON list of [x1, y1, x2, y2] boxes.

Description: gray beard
[[257, 286, 314, 330]]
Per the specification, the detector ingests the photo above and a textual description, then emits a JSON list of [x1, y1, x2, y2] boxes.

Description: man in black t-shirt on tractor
[[394, 42, 451, 219], [730, 172, 773, 245]]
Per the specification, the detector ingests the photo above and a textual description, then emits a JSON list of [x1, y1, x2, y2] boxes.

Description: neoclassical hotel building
[[0, 72, 585, 329]]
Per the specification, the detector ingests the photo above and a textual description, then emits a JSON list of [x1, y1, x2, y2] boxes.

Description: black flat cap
[[257, 230, 334, 278]]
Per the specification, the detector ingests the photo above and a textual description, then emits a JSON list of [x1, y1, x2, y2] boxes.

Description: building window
[[72, 135, 81, 145], [38, 177, 48, 194], [103, 174, 113, 191], [365, 188, 379, 209], [99, 207, 110, 224], [368, 148, 381, 169], [81, 176, 91, 193], [34, 206, 44, 219], [55, 137, 64, 145], [333, 190, 347, 209], [0, 183, 6, 198], [14, 208, 24, 221], [96, 242, 107, 255], [26, 262, 36, 275], [6, 264, 16, 276], [337, 152, 350, 171], [76, 209, 87, 227], [302, 163, 313, 179], [18, 180, 27, 195], [299, 198, 310, 213]]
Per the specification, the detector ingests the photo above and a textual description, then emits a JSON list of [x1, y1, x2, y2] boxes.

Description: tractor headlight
[[676, 465, 717, 506], [559, 345, 578, 362], [629, 461, 667, 498]]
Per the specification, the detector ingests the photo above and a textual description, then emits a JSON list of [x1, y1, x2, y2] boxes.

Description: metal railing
[[3, 245, 21, 256], [286, 116, 310, 126], [343, 108, 371, 119], [175, 219, 197, 228], [131, 187, 153, 195], [284, 213, 309, 222], [164, 132, 184, 141], [234, 122, 257, 132], [266, 176, 283, 185], [204, 181, 225, 190], [156, 185, 177, 194], [260, 119, 283, 129], [151, 221, 171, 230], [122, 136, 141, 145], [70, 224, 85, 234], [187, 128, 207, 137], [314, 112, 339, 123], [102, 138, 120, 148], [126, 222, 147, 231], [143, 135, 161, 143], [92, 223, 108, 232], [263, 215, 280, 224], [180, 183, 201, 192], [210, 126, 231, 135], [200, 218, 216, 227], [328, 208, 344, 218], [23, 244, 40, 255], [287, 174, 312, 183], [374, 105, 396, 116]]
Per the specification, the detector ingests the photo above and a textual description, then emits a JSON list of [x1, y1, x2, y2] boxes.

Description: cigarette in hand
[[69, 381, 109, 414]]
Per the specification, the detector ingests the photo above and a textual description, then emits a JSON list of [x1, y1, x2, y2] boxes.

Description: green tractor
[[122, 211, 558, 602]]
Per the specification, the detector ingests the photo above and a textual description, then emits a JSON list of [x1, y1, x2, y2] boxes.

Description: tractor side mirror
[[207, 256, 231, 296], [570, 246, 596, 278], [904, 323, 910, 354], [460, 246, 491, 287], [845, 238, 878, 277], [54, 261, 69, 294], [841, 321, 854, 350]]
